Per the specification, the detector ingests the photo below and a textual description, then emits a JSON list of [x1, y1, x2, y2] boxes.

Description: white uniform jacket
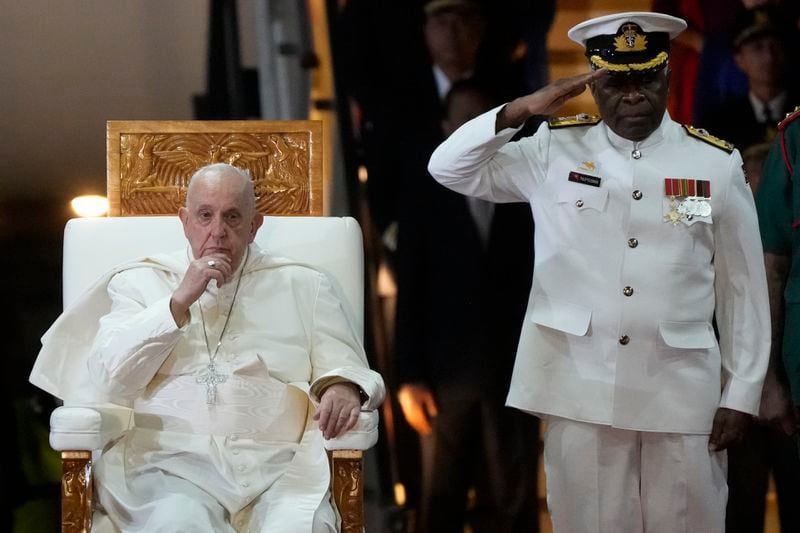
[[428, 107, 770, 433]]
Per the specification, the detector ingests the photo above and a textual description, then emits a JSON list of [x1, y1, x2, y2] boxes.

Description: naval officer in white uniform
[[428, 11, 770, 533]]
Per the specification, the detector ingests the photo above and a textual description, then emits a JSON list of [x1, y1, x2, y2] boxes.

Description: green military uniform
[[756, 106, 800, 404]]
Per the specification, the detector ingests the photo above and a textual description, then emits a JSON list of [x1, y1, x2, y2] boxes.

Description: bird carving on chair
[[121, 135, 159, 197], [265, 134, 308, 187]]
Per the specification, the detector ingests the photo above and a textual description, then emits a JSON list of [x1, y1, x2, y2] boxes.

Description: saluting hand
[[496, 69, 608, 132]]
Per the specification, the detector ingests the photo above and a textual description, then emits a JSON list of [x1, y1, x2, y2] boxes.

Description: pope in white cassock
[[31, 163, 385, 532]]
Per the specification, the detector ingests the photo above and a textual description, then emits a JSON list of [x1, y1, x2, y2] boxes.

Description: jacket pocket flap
[[529, 295, 592, 336], [554, 182, 609, 212], [659, 321, 716, 349]]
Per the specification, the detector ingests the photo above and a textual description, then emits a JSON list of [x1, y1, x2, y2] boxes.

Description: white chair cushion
[[49, 406, 104, 451], [50, 404, 134, 451], [323, 410, 379, 451]]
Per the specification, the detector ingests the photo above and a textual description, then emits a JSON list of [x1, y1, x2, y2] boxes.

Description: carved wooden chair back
[[106, 120, 323, 216]]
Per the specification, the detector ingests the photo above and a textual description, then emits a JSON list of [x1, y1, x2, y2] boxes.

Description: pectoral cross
[[197, 361, 228, 404]]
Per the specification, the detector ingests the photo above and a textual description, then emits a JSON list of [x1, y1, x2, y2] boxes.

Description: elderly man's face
[[179, 170, 262, 270], [590, 68, 670, 142]]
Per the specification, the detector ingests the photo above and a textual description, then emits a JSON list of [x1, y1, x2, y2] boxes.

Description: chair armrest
[[325, 411, 378, 533], [50, 405, 133, 452], [323, 410, 378, 451], [51, 404, 134, 532]]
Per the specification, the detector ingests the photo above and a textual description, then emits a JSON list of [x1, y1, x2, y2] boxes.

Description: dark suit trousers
[[417, 391, 540, 533], [726, 423, 800, 532]]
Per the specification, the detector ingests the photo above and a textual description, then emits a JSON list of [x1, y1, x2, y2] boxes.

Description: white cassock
[[31, 243, 385, 532]]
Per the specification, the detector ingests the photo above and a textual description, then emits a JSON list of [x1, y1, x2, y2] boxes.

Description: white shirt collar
[[432, 64, 452, 101], [749, 91, 787, 123], [432, 64, 474, 101]]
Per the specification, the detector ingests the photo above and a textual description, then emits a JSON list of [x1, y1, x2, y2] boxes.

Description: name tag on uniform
[[568, 171, 601, 187]]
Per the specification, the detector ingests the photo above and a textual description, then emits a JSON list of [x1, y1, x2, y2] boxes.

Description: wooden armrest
[[329, 449, 365, 533], [61, 450, 93, 533], [324, 410, 379, 532], [51, 405, 133, 533]]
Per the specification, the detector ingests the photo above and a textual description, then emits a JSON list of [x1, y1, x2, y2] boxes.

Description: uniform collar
[[603, 110, 672, 151]]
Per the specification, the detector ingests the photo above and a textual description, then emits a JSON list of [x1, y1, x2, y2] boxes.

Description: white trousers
[[543, 417, 728, 533]]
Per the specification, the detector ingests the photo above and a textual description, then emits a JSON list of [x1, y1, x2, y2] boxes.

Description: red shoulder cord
[[779, 108, 800, 176], [782, 129, 793, 176]]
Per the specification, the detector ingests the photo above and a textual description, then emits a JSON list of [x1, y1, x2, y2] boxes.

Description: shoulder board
[[548, 113, 601, 129], [778, 105, 800, 131], [682, 125, 734, 154]]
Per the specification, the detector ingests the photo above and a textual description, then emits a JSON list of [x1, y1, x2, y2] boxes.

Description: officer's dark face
[[590, 68, 669, 142]]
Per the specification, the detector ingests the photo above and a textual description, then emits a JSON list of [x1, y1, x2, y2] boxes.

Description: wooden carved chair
[[36, 120, 377, 532]]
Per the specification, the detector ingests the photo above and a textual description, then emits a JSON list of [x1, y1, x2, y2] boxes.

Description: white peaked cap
[[568, 11, 687, 45]]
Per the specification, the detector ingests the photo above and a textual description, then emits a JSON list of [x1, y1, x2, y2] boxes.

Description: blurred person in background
[[396, 77, 538, 533], [700, 6, 799, 153], [727, 136, 800, 533]]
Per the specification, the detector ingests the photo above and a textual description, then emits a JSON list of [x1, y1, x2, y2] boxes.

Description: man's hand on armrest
[[314, 382, 361, 440]]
